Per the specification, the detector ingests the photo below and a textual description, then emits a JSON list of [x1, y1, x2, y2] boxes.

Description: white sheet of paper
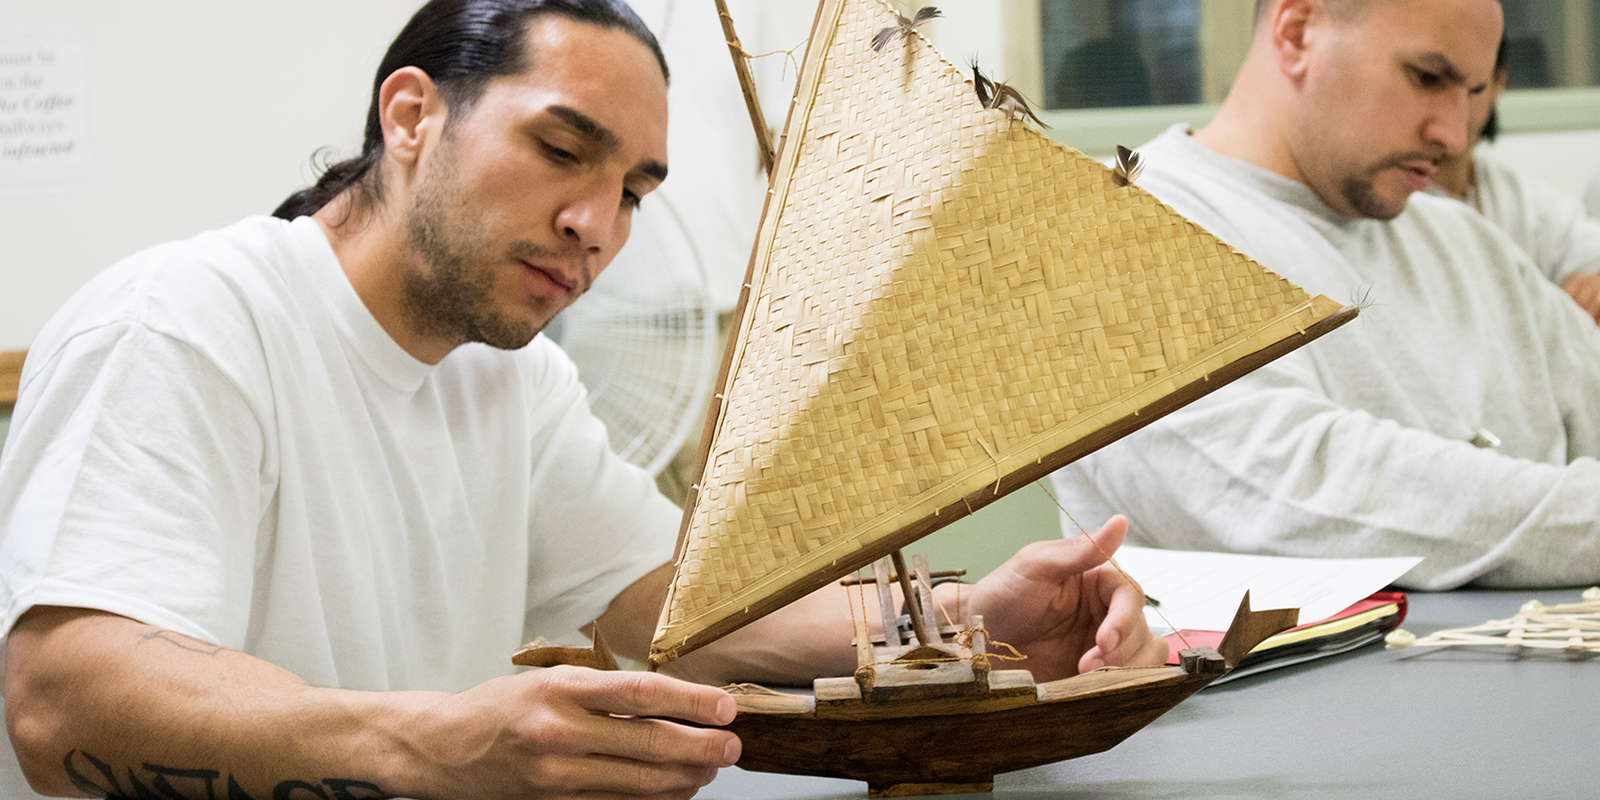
[[1112, 546, 1423, 634]]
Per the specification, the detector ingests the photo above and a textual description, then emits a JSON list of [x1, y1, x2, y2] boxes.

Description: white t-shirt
[[1424, 144, 1600, 286], [1583, 164, 1600, 222], [0, 216, 678, 795], [1050, 125, 1600, 590]]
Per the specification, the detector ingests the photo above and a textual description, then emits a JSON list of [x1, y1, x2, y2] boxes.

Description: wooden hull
[[727, 656, 1222, 796]]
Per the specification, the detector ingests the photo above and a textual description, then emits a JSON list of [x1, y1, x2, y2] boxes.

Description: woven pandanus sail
[[648, 0, 1352, 666]]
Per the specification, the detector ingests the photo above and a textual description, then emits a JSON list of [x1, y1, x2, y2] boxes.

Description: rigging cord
[[847, 570, 868, 646], [726, 39, 808, 81], [1034, 480, 1191, 651]]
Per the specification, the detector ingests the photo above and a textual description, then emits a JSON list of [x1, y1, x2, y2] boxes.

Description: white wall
[[744, 1, 1021, 144], [0, 0, 419, 352], [1491, 129, 1600, 199], [8, 1, 1600, 355]]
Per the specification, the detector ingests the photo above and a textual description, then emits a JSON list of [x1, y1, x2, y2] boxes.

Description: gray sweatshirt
[[1050, 125, 1600, 589], [1424, 143, 1600, 287]]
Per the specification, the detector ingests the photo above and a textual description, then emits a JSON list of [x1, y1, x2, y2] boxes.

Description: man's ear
[[1492, 66, 1510, 99], [376, 66, 448, 169], [1268, 0, 1318, 81]]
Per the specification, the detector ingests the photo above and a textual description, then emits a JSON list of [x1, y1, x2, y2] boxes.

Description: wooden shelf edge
[[1, 350, 25, 406]]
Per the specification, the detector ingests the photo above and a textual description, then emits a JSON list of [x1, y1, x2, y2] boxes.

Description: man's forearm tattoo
[[64, 750, 383, 800], [137, 630, 229, 657]]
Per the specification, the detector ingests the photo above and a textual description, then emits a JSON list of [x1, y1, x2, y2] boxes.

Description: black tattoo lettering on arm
[[62, 752, 382, 800], [271, 780, 326, 799], [321, 780, 385, 800], [146, 764, 221, 799], [64, 750, 124, 797]]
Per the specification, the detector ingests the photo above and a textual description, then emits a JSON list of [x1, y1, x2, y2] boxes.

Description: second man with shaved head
[[1051, 0, 1600, 588]]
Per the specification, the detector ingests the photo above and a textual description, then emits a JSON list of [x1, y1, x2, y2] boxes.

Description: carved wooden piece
[[510, 626, 620, 671], [873, 781, 992, 798], [839, 569, 966, 587], [871, 558, 902, 648], [1216, 591, 1300, 669], [852, 599, 877, 666], [730, 658, 1213, 794], [967, 614, 990, 685], [911, 554, 942, 644], [726, 603, 1299, 796], [889, 550, 929, 646]]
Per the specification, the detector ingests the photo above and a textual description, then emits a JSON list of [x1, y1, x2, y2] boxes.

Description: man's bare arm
[[6, 606, 738, 799], [1560, 271, 1600, 324], [598, 517, 1166, 688]]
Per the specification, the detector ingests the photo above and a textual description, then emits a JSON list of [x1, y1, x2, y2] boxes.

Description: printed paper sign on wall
[[0, 28, 90, 197]]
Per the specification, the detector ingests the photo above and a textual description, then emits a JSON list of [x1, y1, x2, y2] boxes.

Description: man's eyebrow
[[639, 159, 669, 183], [547, 104, 667, 182], [548, 105, 620, 151], [1411, 51, 1475, 89]]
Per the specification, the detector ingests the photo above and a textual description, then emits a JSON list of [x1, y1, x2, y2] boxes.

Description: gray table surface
[[697, 587, 1599, 800]]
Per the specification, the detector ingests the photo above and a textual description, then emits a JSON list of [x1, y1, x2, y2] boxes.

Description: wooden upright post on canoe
[[889, 550, 930, 646], [851, 583, 878, 694], [712, 0, 775, 175], [841, 560, 967, 646], [911, 554, 943, 644], [870, 558, 903, 647]]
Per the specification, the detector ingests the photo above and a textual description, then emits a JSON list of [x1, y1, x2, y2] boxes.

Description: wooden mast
[[712, 0, 775, 175], [889, 551, 930, 646]]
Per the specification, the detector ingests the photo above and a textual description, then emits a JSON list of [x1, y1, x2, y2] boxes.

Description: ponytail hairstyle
[[272, 0, 668, 224]]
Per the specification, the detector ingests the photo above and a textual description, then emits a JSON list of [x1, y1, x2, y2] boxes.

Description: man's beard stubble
[[401, 160, 552, 353], [1338, 150, 1436, 221]]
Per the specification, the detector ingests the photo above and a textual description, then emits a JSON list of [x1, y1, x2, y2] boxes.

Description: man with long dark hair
[[0, 1, 1167, 797]]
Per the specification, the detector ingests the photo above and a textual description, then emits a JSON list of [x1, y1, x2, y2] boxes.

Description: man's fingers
[[1091, 568, 1156, 664], [537, 747, 724, 797], [560, 668, 735, 728], [1561, 273, 1600, 321], [1006, 515, 1130, 583], [584, 713, 741, 769], [1089, 514, 1129, 556], [1078, 644, 1107, 673], [1578, 282, 1600, 315], [581, 788, 709, 800], [544, 668, 739, 771]]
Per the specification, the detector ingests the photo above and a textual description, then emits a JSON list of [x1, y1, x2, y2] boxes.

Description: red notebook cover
[[1164, 591, 1408, 665]]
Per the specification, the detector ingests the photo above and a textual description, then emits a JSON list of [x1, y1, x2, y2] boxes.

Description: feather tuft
[[1112, 144, 1143, 187], [871, 6, 942, 52], [970, 60, 1047, 128]]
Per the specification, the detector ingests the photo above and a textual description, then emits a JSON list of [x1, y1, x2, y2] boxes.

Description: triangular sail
[[649, 0, 1352, 666]]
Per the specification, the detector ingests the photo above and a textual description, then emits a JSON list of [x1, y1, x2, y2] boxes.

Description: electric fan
[[544, 191, 718, 477]]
